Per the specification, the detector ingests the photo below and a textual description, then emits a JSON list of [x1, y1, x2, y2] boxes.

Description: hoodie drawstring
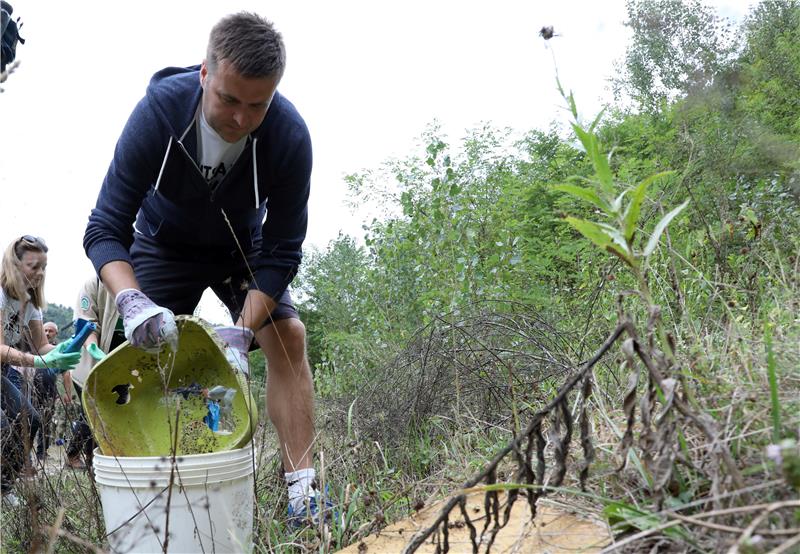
[[252, 137, 259, 208], [154, 137, 173, 192]]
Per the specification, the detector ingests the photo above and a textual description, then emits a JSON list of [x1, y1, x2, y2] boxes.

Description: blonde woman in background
[[0, 236, 79, 498]]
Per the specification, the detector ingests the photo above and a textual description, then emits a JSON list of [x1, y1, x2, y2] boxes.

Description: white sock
[[285, 468, 316, 513]]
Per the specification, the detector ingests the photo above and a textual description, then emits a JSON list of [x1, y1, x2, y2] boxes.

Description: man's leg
[[213, 278, 327, 522], [255, 318, 315, 472], [65, 383, 93, 469]]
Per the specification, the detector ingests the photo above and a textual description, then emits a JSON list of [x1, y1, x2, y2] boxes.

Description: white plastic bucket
[[94, 443, 254, 553]]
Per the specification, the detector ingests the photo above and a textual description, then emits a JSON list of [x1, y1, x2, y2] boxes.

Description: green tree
[[617, 0, 735, 113], [297, 234, 379, 394], [42, 302, 74, 341], [741, 0, 800, 136]]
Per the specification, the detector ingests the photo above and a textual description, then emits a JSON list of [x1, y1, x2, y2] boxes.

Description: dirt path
[[338, 492, 610, 553]]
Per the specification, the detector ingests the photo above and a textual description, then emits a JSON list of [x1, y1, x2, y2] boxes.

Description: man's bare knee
[[260, 318, 307, 366]]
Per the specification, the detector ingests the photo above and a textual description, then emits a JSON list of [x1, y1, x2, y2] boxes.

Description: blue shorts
[[129, 233, 298, 328]]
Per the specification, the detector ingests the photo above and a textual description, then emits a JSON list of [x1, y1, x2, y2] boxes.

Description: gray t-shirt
[[196, 108, 247, 190], [0, 288, 42, 349]]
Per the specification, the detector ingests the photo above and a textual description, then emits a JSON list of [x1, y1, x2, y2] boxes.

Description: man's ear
[[200, 60, 208, 88]]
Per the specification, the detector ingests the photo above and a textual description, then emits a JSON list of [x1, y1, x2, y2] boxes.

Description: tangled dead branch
[[400, 321, 624, 553], [401, 302, 754, 553], [346, 302, 577, 447]]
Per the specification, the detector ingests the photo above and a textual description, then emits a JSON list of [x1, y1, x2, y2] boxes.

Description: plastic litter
[[82, 316, 257, 457]]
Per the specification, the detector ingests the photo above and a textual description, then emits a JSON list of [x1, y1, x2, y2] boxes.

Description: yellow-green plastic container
[[83, 316, 258, 457]]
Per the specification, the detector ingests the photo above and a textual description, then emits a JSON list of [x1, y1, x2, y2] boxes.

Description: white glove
[[115, 289, 178, 353], [215, 326, 254, 376]]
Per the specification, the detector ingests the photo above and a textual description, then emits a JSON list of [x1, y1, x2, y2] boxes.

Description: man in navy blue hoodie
[[83, 12, 326, 526]]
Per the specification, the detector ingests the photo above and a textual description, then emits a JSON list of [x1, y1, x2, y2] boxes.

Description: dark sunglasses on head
[[15, 234, 49, 256]]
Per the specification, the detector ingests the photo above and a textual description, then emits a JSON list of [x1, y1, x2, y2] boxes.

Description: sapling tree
[[553, 77, 744, 503]]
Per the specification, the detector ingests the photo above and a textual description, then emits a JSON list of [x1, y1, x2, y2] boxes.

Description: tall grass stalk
[[764, 323, 781, 442]]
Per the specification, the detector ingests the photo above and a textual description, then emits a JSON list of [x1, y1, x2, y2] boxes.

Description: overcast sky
[[0, 1, 751, 322]]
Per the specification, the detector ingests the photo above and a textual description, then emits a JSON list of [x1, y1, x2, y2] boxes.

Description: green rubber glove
[[33, 341, 81, 372], [86, 343, 106, 361]]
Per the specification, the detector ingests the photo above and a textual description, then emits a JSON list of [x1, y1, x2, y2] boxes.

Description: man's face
[[200, 59, 280, 143], [43, 323, 58, 344]]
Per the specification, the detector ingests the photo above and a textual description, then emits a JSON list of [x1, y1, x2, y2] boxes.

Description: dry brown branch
[[662, 513, 798, 537], [54, 529, 108, 554], [727, 500, 800, 554], [671, 512, 744, 533], [400, 322, 626, 553], [44, 507, 65, 554], [623, 320, 745, 490], [657, 480, 785, 514], [600, 502, 800, 553], [398, 294, 764, 553], [766, 533, 800, 554], [600, 519, 682, 553]]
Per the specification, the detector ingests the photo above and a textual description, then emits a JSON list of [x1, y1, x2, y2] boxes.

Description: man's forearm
[[99, 261, 140, 298], [236, 289, 277, 331], [63, 371, 74, 398]]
